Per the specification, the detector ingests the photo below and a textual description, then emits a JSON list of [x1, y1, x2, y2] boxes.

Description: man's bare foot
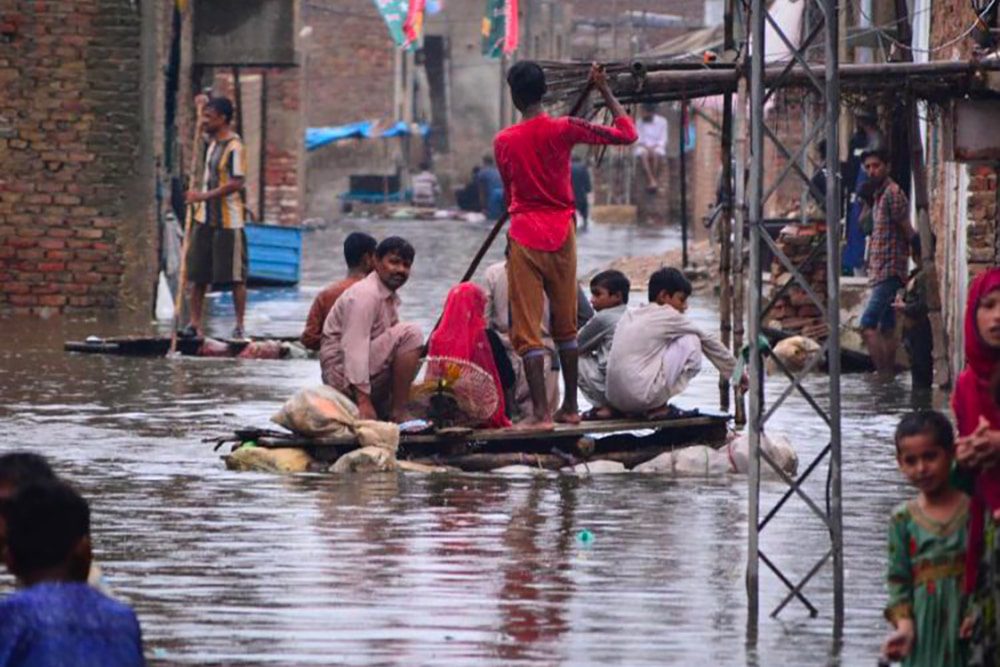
[[582, 406, 616, 421], [511, 415, 555, 431], [645, 404, 676, 420], [554, 408, 581, 425]]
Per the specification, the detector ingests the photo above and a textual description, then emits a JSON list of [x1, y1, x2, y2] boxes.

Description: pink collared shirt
[[320, 272, 401, 394]]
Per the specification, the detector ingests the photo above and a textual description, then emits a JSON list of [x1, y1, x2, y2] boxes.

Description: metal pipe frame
[[746, 0, 843, 638]]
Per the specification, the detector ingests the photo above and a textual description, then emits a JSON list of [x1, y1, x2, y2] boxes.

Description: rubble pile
[[765, 223, 829, 339]]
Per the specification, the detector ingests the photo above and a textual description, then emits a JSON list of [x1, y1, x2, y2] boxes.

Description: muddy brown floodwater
[[0, 218, 943, 665]]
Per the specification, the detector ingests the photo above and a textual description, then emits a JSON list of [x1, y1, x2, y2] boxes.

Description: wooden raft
[[223, 414, 730, 472], [64, 335, 301, 358]]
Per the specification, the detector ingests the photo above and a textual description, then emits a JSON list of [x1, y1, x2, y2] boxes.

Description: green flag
[[481, 0, 505, 58], [372, 0, 409, 48]]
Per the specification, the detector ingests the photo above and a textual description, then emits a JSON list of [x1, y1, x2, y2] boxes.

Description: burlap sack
[[225, 446, 313, 473], [271, 386, 358, 438], [353, 419, 400, 454], [329, 446, 397, 473]]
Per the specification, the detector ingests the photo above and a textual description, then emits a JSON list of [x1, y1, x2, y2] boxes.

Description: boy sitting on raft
[[605, 268, 739, 419], [494, 60, 637, 429], [578, 270, 630, 420]]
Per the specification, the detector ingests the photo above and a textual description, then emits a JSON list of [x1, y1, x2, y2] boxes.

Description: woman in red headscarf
[[427, 283, 512, 428], [952, 268, 1000, 664]]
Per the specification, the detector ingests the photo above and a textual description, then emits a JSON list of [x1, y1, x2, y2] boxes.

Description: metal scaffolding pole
[[746, 0, 843, 638]]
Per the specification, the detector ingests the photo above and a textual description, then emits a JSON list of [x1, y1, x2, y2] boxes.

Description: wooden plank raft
[[223, 413, 730, 472], [64, 335, 301, 358]]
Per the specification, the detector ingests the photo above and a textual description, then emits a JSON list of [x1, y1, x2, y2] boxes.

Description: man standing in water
[[493, 61, 636, 429], [184, 96, 249, 339], [859, 149, 912, 376]]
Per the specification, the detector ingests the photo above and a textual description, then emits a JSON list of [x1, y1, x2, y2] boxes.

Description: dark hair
[[0, 452, 54, 491], [506, 61, 547, 111], [641, 102, 657, 113], [648, 267, 691, 303], [418, 160, 431, 172], [5, 480, 90, 574], [343, 232, 377, 269], [816, 138, 827, 161], [894, 410, 955, 453], [860, 148, 889, 165], [376, 236, 415, 263], [591, 269, 631, 304], [204, 97, 234, 124]]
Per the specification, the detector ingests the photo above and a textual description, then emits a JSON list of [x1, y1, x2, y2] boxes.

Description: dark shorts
[[186, 224, 248, 287], [860, 277, 903, 332]]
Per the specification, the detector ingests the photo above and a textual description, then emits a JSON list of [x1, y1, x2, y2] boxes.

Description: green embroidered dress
[[886, 497, 970, 667]]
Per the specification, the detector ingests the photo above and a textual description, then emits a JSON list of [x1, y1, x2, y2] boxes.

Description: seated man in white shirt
[[411, 161, 441, 208], [634, 103, 668, 192]]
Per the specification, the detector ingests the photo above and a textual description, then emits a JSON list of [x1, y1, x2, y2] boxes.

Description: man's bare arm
[[187, 178, 244, 204]]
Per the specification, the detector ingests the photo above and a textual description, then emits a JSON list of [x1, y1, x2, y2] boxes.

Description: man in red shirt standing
[[494, 62, 637, 429]]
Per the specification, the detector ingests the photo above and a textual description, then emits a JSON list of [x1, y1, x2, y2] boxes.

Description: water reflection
[[0, 219, 931, 665]]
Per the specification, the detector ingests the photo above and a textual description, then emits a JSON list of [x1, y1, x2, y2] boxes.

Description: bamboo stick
[[544, 59, 1000, 107], [169, 98, 206, 356], [732, 67, 748, 426]]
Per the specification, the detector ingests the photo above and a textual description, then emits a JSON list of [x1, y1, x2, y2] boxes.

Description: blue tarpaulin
[[306, 121, 430, 152]]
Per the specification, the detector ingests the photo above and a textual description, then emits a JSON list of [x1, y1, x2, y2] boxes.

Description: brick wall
[[0, 0, 158, 317], [570, 0, 708, 59], [300, 0, 396, 217], [303, 1, 395, 125]]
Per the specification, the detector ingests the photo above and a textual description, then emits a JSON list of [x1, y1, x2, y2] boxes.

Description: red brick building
[[0, 0, 160, 317], [0, 1, 303, 318], [301, 0, 397, 218]]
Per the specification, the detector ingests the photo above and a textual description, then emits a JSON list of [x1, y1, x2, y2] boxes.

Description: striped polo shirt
[[197, 135, 247, 229]]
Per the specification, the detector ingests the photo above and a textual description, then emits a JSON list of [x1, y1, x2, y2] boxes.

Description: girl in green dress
[[883, 410, 971, 667]]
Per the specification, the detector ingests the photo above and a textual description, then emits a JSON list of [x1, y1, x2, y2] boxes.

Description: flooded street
[[0, 219, 939, 665]]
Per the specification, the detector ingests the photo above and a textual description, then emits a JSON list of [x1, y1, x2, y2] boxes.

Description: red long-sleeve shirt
[[494, 114, 637, 252]]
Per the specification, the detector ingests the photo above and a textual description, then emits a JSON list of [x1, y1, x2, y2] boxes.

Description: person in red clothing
[[300, 232, 377, 351], [494, 61, 637, 429]]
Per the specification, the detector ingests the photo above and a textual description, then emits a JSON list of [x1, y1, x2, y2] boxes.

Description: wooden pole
[[551, 59, 1000, 106], [679, 100, 689, 267], [231, 66, 243, 136], [893, 0, 952, 388], [732, 69, 748, 426], [169, 98, 206, 355], [258, 71, 267, 222], [718, 0, 735, 414]]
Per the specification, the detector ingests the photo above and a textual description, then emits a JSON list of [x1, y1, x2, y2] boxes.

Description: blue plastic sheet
[[306, 121, 429, 151]]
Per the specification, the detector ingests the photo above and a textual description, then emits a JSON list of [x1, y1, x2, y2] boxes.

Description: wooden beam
[[546, 60, 1000, 106]]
